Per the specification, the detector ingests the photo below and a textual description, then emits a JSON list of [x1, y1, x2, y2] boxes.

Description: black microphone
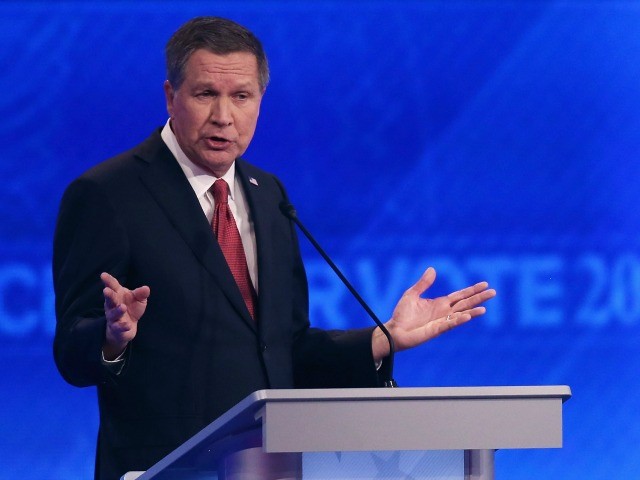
[[280, 201, 397, 388]]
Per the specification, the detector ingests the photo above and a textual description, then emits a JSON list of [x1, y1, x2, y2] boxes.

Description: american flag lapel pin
[[249, 176, 259, 186]]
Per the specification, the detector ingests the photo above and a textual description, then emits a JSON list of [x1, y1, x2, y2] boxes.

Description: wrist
[[103, 337, 128, 361], [371, 325, 391, 363]]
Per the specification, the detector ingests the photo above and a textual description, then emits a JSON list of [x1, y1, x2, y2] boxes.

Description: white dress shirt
[[160, 119, 259, 292]]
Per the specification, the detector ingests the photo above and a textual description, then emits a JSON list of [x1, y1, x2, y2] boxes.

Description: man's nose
[[209, 97, 233, 126]]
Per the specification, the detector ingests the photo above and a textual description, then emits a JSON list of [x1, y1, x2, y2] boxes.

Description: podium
[[128, 386, 571, 480]]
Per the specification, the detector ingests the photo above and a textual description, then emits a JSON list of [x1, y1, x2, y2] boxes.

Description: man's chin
[[199, 153, 236, 177]]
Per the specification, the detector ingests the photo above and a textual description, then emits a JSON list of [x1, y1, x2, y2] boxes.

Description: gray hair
[[165, 16, 270, 91]]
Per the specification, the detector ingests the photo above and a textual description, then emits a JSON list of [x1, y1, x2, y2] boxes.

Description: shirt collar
[[160, 118, 237, 200]]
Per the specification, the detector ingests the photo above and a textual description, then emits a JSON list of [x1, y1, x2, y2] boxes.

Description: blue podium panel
[[303, 451, 464, 480]]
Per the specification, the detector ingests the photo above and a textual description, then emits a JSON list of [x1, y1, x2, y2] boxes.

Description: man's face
[[164, 49, 264, 177]]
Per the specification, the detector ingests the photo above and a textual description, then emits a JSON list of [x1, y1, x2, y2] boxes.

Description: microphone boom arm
[[280, 202, 397, 388]]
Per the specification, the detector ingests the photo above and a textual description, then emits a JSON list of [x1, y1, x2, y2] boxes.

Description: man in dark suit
[[53, 17, 495, 480]]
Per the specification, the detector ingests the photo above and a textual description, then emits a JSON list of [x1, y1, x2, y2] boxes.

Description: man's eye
[[235, 93, 249, 101]]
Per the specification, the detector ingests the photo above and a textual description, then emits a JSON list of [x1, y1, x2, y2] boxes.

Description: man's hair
[[165, 16, 270, 91]]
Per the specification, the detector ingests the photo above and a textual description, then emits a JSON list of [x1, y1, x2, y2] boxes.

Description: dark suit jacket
[[53, 130, 381, 480]]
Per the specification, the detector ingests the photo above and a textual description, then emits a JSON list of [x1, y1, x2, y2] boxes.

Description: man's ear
[[163, 80, 175, 116]]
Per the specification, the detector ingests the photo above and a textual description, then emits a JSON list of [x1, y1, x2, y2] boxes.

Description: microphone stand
[[280, 202, 397, 388]]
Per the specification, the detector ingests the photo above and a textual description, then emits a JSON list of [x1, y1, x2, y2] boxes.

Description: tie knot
[[212, 179, 229, 205]]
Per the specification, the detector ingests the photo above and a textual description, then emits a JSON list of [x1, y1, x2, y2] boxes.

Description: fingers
[[450, 288, 496, 313], [104, 292, 135, 343], [102, 285, 119, 310], [100, 273, 149, 352], [447, 281, 489, 303], [103, 283, 128, 322], [101, 272, 151, 306], [104, 302, 135, 353], [437, 306, 486, 332], [101, 272, 123, 309], [446, 311, 472, 327], [447, 279, 496, 310], [108, 308, 133, 331], [411, 271, 496, 308], [464, 306, 486, 318], [100, 271, 121, 290]]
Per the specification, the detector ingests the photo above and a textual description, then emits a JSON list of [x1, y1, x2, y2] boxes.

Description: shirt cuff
[[101, 347, 126, 375]]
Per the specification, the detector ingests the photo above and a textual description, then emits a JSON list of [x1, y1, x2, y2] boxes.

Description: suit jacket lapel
[[136, 133, 256, 331]]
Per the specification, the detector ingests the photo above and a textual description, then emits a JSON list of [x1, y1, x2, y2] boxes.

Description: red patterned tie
[[211, 179, 257, 319]]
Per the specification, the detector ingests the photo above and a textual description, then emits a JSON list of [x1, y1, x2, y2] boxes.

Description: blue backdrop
[[1, 1, 639, 478]]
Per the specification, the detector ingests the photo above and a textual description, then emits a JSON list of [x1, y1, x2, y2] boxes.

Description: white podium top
[[138, 386, 571, 479]]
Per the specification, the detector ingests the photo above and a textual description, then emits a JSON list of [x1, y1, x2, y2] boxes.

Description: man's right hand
[[101, 272, 151, 360]]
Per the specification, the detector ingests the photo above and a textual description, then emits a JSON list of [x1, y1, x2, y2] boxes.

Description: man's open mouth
[[206, 136, 231, 148]]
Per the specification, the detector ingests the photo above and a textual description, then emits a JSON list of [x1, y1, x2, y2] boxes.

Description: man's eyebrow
[[191, 82, 217, 90], [229, 80, 259, 90]]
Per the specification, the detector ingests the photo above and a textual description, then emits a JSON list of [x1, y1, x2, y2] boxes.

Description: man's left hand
[[372, 267, 496, 362]]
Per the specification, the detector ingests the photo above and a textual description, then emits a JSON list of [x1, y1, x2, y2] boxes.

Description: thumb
[[132, 285, 151, 302], [408, 267, 436, 296]]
